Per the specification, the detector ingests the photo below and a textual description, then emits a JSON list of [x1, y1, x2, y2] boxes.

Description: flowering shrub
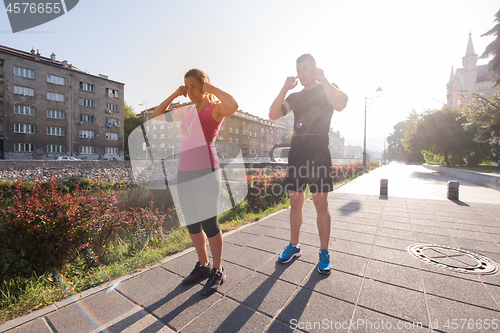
[[246, 170, 288, 211], [0, 173, 135, 276]]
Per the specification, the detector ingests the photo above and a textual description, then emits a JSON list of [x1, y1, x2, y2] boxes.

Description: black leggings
[[177, 168, 221, 238]]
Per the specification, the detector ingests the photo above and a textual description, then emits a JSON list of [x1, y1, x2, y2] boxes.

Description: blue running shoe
[[318, 249, 332, 274], [278, 242, 301, 263]]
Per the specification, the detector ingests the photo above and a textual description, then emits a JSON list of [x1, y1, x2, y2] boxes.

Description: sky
[[1, 0, 498, 151]]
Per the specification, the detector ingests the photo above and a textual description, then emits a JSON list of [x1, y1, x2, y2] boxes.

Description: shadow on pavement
[[214, 260, 297, 332], [338, 200, 361, 215]]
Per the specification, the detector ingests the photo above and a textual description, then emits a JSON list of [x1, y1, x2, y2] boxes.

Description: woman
[[152, 69, 238, 296]]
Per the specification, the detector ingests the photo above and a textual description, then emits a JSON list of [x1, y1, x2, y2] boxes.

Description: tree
[[480, 10, 500, 86], [402, 106, 490, 167], [387, 121, 407, 161], [124, 102, 144, 159], [463, 92, 500, 142], [463, 92, 500, 164]]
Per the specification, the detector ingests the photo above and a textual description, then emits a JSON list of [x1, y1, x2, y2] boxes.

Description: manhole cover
[[407, 244, 499, 275]]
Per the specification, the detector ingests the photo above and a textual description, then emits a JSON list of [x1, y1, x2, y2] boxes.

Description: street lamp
[[363, 87, 382, 171]]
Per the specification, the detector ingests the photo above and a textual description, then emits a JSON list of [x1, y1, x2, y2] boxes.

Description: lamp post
[[363, 87, 382, 171], [139, 100, 148, 158]]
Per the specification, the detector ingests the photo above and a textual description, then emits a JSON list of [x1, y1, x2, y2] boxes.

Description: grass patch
[[451, 166, 500, 174]]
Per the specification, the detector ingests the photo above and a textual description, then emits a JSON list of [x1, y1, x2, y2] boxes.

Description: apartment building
[[0, 45, 124, 160], [141, 104, 287, 159]]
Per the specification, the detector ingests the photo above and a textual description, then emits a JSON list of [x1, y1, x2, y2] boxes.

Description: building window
[[14, 86, 35, 97], [176, 134, 182, 138], [14, 66, 35, 79], [79, 146, 94, 154], [79, 130, 95, 138], [79, 114, 95, 123], [47, 74, 65, 86], [236, 138, 239, 144], [254, 132, 257, 138], [47, 127, 64, 136], [80, 82, 94, 92], [79, 98, 94, 107], [14, 143, 34, 152], [106, 147, 119, 155], [14, 124, 35, 133], [160, 124, 165, 130], [236, 128, 239, 135], [160, 134, 165, 139], [47, 92, 65, 102], [105, 118, 119, 126], [14, 105, 35, 116], [230, 127, 233, 134], [105, 88, 119, 98], [220, 125, 224, 131], [217, 134, 223, 140], [47, 145, 65, 153], [105, 103, 118, 112], [47, 109, 65, 119], [229, 137, 233, 143], [106, 132, 119, 140], [176, 122, 181, 128]]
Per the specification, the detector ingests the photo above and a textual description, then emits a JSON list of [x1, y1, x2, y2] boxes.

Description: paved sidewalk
[[1, 164, 500, 332]]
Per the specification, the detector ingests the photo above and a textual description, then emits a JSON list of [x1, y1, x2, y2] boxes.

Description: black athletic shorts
[[177, 168, 221, 238], [285, 149, 334, 193]]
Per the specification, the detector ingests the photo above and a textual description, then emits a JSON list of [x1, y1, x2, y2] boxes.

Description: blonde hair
[[184, 68, 216, 103]]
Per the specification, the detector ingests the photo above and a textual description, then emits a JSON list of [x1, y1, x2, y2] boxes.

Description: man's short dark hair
[[297, 54, 316, 68]]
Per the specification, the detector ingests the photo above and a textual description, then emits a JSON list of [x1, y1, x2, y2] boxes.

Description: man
[[269, 54, 348, 274]]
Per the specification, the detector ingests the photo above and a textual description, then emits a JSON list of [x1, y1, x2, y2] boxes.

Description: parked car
[[56, 156, 82, 161]]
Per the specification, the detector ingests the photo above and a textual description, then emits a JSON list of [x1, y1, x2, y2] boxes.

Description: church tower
[[461, 32, 478, 92]]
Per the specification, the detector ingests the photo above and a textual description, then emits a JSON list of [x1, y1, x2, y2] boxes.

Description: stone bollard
[[380, 179, 388, 196], [447, 181, 459, 200]]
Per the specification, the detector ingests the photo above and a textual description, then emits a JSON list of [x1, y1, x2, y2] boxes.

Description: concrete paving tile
[[263, 319, 294, 333], [329, 238, 372, 258], [45, 288, 138, 333], [353, 306, 430, 332], [427, 294, 500, 331], [226, 272, 297, 317], [180, 296, 272, 333], [453, 238, 500, 254], [295, 243, 322, 265], [446, 229, 495, 243], [161, 252, 200, 278], [337, 230, 375, 245], [222, 242, 276, 271], [365, 260, 423, 291], [411, 232, 458, 247], [241, 224, 289, 240], [257, 257, 315, 286], [303, 269, 363, 304], [374, 235, 413, 252], [343, 222, 378, 234], [379, 220, 411, 231], [482, 283, 500, 310], [276, 290, 354, 333], [0, 304, 57, 333], [352, 212, 381, 221], [224, 231, 284, 254], [379, 216, 411, 223], [377, 227, 413, 240], [421, 270, 499, 310], [2, 318, 53, 333], [345, 215, 380, 226], [329, 252, 369, 277], [480, 226, 500, 236], [357, 279, 428, 325], [296, 230, 321, 248], [256, 218, 291, 230], [411, 224, 451, 236], [370, 246, 420, 268]]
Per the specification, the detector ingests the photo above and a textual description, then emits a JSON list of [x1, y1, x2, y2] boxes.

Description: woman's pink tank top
[[178, 102, 221, 171]]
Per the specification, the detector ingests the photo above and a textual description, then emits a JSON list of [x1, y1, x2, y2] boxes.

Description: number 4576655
[[5, 3, 61, 14]]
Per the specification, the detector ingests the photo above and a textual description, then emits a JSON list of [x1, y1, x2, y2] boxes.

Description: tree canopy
[[124, 102, 144, 159], [481, 9, 500, 86]]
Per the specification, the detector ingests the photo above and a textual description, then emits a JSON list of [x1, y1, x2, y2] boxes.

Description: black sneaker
[[182, 261, 212, 285], [201, 267, 225, 296]]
